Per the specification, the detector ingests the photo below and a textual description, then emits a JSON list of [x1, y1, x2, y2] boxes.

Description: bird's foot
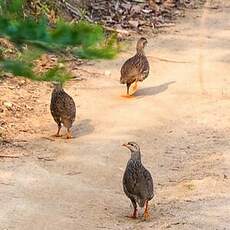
[[52, 133, 62, 137], [66, 131, 73, 139], [126, 209, 137, 219], [66, 134, 73, 139], [121, 94, 133, 99], [129, 82, 138, 95], [143, 210, 150, 221], [126, 214, 137, 219]]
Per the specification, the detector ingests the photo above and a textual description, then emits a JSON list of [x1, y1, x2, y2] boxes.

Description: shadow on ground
[[135, 81, 176, 97], [73, 119, 94, 138]]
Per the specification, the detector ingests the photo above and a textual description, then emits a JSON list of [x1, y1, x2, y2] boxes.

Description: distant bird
[[122, 142, 154, 220], [120, 37, 150, 96], [50, 82, 76, 139]]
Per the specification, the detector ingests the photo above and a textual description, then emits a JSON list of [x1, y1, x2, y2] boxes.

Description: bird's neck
[[54, 84, 63, 92], [136, 48, 145, 55], [131, 151, 141, 161]]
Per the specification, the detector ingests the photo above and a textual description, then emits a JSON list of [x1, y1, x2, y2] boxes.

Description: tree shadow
[[72, 119, 94, 138], [134, 81, 176, 97]]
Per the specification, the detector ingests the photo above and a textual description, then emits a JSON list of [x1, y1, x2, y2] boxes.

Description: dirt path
[[1, 1, 230, 229]]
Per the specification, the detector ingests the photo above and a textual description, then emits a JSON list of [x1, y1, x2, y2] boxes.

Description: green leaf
[[0, 1, 119, 83], [41, 66, 71, 84], [0, 59, 34, 77]]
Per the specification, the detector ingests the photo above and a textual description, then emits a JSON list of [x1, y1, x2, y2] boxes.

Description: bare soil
[[0, 1, 230, 229]]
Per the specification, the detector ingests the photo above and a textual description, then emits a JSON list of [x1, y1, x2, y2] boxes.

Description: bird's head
[[52, 81, 63, 90], [122, 142, 141, 160], [136, 37, 148, 53]]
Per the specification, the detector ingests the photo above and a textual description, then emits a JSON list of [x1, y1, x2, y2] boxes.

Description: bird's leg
[[121, 83, 132, 98], [130, 80, 138, 96], [66, 128, 73, 139], [143, 201, 150, 220], [127, 199, 137, 219], [131, 207, 138, 219], [127, 83, 131, 96], [54, 124, 62, 137]]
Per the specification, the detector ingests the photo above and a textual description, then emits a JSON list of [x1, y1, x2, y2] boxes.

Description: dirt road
[[1, 1, 230, 229]]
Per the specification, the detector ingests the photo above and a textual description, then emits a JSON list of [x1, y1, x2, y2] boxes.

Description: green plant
[[0, 0, 118, 83]]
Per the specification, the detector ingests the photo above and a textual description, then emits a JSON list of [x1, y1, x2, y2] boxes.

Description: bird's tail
[[137, 198, 145, 208]]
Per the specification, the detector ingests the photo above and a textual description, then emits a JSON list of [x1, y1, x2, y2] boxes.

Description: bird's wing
[[141, 167, 154, 200], [120, 55, 149, 83], [63, 93, 76, 114], [139, 56, 150, 81], [61, 93, 76, 124], [123, 161, 142, 197], [133, 167, 154, 207], [50, 92, 61, 123], [120, 57, 140, 83]]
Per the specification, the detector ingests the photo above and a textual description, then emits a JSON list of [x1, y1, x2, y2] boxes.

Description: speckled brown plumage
[[50, 83, 76, 139], [122, 142, 154, 220], [120, 37, 150, 96]]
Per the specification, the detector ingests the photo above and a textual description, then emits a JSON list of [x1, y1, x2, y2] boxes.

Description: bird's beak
[[122, 143, 129, 149]]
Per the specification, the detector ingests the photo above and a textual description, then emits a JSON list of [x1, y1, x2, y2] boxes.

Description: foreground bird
[[50, 82, 76, 139], [122, 142, 154, 220], [120, 37, 150, 96]]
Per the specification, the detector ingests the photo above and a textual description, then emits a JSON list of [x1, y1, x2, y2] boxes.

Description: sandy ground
[[0, 1, 230, 229]]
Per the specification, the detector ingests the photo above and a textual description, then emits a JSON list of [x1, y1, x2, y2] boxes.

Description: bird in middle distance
[[50, 82, 76, 139], [120, 37, 150, 97]]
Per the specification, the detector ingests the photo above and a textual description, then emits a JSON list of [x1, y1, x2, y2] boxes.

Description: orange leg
[[144, 201, 150, 220], [121, 83, 133, 98], [126, 208, 137, 219], [129, 81, 138, 96], [131, 208, 137, 219], [126, 199, 137, 219], [66, 128, 73, 139], [121, 94, 133, 99], [127, 83, 131, 96], [53, 124, 62, 137]]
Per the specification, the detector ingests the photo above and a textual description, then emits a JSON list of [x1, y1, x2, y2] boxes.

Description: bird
[[50, 82, 76, 139], [122, 142, 154, 220], [120, 37, 150, 96]]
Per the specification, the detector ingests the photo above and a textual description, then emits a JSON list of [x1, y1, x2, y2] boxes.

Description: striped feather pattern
[[123, 143, 154, 209], [120, 38, 150, 85], [50, 85, 76, 129]]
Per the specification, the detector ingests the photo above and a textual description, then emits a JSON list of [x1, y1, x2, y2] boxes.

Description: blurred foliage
[[41, 67, 72, 84], [0, 0, 118, 83], [0, 59, 71, 84], [0, 0, 25, 19], [0, 59, 33, 77], [17, 47, 43, 63], [75, 33, 118, 59]]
